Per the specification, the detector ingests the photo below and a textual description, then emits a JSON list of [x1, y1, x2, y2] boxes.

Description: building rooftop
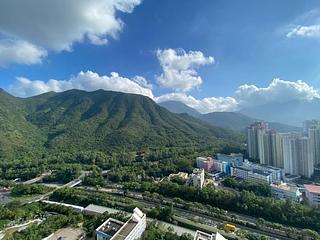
[[96, 208, 145, 240], [194, 230, 214, 240], [304, 184, 320, 194], [84, 204, 109, 215], [113, 219, 138, 240], [235, 166, 251, 172], [252, 168, 272, 177], [97, 218, 124, 237], [46, 227, 85, 240], [271, 183, 298, 192], [193, 231, 226, 240]]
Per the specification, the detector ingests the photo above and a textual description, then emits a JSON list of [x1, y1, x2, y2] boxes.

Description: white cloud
[[155, 93, 238, 113], [235, 78, 320, 108], [8, 71, 320, 114], [156, 48, 214, 92], [0, 0, 142, 53], [286, 24, 320, 38], [156, 78, 320, 113], [9, 71, 153, 99], [132, 76, 153, 89], [0, 39, 47, 66]]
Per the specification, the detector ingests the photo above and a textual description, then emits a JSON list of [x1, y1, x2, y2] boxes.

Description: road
[[25, 178, 82, 204], [22, 172, 51, 185]]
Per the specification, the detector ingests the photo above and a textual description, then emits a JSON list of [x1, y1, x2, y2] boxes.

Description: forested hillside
[[0, 89, 244, 161]]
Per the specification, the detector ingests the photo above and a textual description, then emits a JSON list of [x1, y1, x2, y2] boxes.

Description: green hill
[[0, 89, 45, 159], [0, 89, 243, 161]]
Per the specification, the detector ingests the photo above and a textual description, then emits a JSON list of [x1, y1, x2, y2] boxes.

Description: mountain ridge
[[158, 100, 301, 132], [0, 89, 243, 161]]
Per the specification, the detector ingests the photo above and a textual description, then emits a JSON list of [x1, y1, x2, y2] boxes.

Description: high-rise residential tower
[[303, 120, 320, 134], [282, 134, 314, 178], [247, 121, 268, 161], [308, 126, 320, 166]]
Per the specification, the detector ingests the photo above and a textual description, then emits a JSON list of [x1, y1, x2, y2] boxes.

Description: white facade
[[282, 134, 314, 178], [308, 126, 320, 166], [192, 168, 205, 189], [303, 120, 320, 134], [247, 122, 268, 161], [96, 207, 146, 240]]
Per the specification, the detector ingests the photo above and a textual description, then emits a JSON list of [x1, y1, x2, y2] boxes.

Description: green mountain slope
[[0, 89, 45, 159], [0, 89, 243, 160]]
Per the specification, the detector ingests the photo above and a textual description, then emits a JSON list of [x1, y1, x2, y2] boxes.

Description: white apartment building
[[283, 134, 314, 178], [303, 120, 320, 134], [308, 126, 320, 166], [247, 122, 268, 161], [246, 122, 285, 168], [96, 208, 146, 240], [304, 184, 320, 207]]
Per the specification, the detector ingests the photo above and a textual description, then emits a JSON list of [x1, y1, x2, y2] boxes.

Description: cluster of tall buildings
[[247, 120, 320, 178]]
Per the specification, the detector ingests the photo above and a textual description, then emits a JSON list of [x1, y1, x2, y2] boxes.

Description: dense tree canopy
[[124, 181, 320, 232]]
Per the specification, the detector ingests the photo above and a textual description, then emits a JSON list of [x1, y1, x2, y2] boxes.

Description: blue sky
[[1, 0, 320, 112]]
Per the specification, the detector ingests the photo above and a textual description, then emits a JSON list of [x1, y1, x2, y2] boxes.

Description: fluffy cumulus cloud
[[235, 78, 320, 107], [156, 48, 214, 92], [155, 93, 238, 113], [9, 73, 320, 113], [0, 0, 141, 65], [286, 24, 320, 38], [155, 79, 320, 113], [9, 71, 153, 99], [0, 39, 47, 66]]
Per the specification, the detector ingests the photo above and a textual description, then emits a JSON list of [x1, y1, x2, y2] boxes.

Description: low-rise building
[[193, 230, 226, 240], [230, 162, 283, 184], [84, 204, 109, 216], [304, 184, 320, 206], [271, 182, 302, 202], [96, 207, 146, 240], [196, 157, 214, 172], [192, 168, 205, 189]]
